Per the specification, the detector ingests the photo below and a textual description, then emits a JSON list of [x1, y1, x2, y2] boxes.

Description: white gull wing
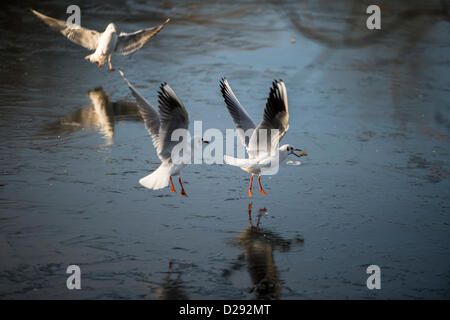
[[30, 9, 100, 50], [223, 154, 278, 174], [88, 87, 114, 139], [157, 83, 189, 162], [219, 78, 256, 148], [247, 80, 289, 159], [115, 18, 170, 55], [119, 70, 162, 159]]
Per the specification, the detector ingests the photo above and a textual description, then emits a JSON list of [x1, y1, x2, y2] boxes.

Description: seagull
[[219, 78, 308, 198], [30, 9, 169, 71], [120, 70, 208, 196]]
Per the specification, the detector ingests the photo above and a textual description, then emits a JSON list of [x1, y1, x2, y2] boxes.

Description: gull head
[[280, 144, 308, 158], [105, 23, 117, 33]]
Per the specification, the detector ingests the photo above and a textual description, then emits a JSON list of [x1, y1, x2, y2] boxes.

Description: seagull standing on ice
[[30, 9, 169, 71], [120, 70, 208, 196], [219, 78, 308, 198]]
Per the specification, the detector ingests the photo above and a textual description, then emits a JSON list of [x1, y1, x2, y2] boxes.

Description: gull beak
[[202, 139, 209, 144], [295, 148, 308, 157]]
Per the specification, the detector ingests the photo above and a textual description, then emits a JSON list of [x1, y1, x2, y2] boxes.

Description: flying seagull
[[219, 78, 308, 198], [30, 8, 169, 71], [120, 70, 208, 196]]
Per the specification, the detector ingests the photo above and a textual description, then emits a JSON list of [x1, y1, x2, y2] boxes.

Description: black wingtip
[[158, 82, 168, 98], [157, 84, 169, 107], [29, 8, 39, 16], [271, 79, 285, 91], [158, 82, 176, 101]]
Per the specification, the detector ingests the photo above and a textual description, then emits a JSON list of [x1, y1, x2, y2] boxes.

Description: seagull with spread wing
[[220, 78, 308, 198], [120, 70, 208, 196], [30, 9, 169, 71]]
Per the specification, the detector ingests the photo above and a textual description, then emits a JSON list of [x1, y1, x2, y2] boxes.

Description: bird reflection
[[224, 203, 300, 300], [279, 0, 450, 143], [40, 87, 140, 144], [154, 261, 189, 300]]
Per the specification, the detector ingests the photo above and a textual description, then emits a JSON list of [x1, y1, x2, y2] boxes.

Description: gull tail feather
[[139, 164, 171, 190]]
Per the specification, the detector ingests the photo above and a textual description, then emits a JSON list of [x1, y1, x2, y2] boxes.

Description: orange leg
[[108, 56, 115, 71], [248, 175, 254, 198], [248, 202, 253, 225], [179, 177, 188, 197], [169, 177, 176, 193], [97, 62, 104, 69], [258, 175, 268, 195]]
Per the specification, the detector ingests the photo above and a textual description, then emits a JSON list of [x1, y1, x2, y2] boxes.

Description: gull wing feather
[[30, 8, 100, 50], [248, 80, 289, 159], [156, 83, 189, 162], [219, 78, 256, 148], [119, 70, 162, 158]]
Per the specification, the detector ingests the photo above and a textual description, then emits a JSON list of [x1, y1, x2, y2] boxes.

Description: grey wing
[[115, 18, 170, 56], [30, 9, 100, 50], [219, 78, 256, 148], [119, 70, 162, 155], [248, 80, 289, 158], [156, 83, 189, 162]]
